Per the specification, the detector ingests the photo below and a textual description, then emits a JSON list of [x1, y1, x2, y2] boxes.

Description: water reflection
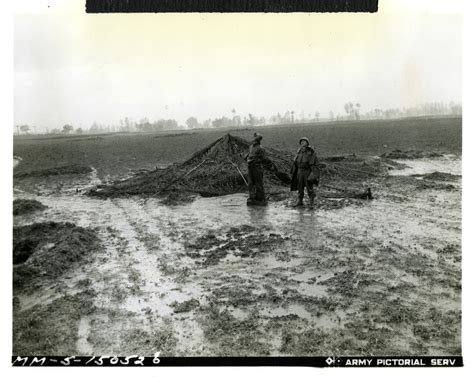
[[389, 156, 461, 176], [246, 204, 270, 227]]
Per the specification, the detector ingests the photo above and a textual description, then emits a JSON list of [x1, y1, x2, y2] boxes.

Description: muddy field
[[13, 116, 461, 181], [12, 118, 462, 357]]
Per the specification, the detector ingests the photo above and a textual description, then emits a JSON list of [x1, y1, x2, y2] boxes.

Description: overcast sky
[[14, 0, 462, 130]]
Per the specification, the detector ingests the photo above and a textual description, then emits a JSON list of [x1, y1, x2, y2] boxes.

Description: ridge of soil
[[13, 199, 47, 216], [13, 222, 101, 293], [380, 149, 444, 159]]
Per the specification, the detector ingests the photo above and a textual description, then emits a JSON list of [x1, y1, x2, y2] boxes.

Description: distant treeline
[[15, 101, 462, 135]]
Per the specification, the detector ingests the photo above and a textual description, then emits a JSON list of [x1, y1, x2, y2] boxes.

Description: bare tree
[[344, 102, 354, 120], [20, 125, 30, 135], [63, 124, 74, 134], [232, 115, 241, 127], [185, 117, 200, 129], [248, 113, 255, 127], [355, 103, 361, 120]]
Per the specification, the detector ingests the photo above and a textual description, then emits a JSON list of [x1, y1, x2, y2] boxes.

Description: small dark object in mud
[[380, 149, 443, 159], [358, 187, 373, 200], [170, 298, 200, 313], [13, 199, 47, 216], [14, 164, 92, 178]]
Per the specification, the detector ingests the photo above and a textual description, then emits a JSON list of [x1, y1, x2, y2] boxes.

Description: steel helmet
[[299, 137, 310, 145]]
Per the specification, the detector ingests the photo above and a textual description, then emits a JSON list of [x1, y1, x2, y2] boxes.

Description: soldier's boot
[[294, 197, 304, 207], [308, 191, 316, 206]]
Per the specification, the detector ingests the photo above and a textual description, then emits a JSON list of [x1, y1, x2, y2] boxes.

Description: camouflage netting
[[88, 133, 396, 201], [88, 134, 293, 199]]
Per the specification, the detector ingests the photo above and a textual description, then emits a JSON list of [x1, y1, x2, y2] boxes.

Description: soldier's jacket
[[290, 146, 320, 191], [244, 143, 271, 166]]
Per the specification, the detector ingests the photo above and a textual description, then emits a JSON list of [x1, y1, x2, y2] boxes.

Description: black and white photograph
[[8, 0, 467, 366]]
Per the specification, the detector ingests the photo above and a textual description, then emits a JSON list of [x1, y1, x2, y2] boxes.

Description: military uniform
[[291, 140, 320, 205], [244, 135, 271, 204]]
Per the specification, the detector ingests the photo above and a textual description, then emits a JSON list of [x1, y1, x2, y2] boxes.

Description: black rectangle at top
[[85, 0, 379, 13]]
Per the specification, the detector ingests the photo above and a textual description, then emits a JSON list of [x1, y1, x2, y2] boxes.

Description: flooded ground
[[12, 156, 461, 356]]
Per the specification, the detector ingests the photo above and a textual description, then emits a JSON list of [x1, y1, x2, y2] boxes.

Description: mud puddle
[[389, 155, 461, 177], [13, 156, 462, 356]]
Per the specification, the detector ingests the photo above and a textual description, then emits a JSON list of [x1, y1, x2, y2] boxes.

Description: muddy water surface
[[13, 157, 462, 356]]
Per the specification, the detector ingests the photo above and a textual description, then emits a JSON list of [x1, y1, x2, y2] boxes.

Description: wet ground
[[12, 156, 461, 356]]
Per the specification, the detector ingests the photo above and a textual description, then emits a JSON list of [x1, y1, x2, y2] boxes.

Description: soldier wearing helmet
[[290, 136, 320, 207], [244, 132, 271, 206]]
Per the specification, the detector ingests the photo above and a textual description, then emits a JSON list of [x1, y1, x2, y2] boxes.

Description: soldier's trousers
[[297, 168, 315, 199], [248, 163, 265, 201]]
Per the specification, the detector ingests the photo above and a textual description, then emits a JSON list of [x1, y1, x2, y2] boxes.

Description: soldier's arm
[[310, 152, 319, 166], [242, 148, 250, 161], [310, 151, 321, 179]]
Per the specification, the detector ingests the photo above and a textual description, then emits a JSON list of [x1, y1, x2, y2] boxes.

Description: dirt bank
[[380, 149, 444, 159], [13, 199, 47, 216], [13, 222, 101, 293]]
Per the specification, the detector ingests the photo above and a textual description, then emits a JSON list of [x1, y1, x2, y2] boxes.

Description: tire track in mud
[[13, 158, 462, 356], [13, 167, 204, 355], [76, 317, 94, 355], [110, 199, 208, 355], [50, 188, 206, 353]]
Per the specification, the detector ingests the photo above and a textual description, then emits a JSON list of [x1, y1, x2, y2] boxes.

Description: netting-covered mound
[[88, 133, 399, 202], [88, 134, 293, 199]]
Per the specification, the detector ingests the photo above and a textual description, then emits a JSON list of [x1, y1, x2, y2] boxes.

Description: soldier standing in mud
[[244, 133, 272, 206], [291, 137, 320, 207]]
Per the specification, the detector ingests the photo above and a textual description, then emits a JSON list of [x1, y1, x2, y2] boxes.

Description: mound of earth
[[88, 133, 394, 202], [13, 199, 47, 216], [415, 171, 461, 181], [380, 149, 444, 159], [88, 133, 294, 199], [14, 164, 92, 178], [319, 155, 395, 180], [13, 222, 101, 292]]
